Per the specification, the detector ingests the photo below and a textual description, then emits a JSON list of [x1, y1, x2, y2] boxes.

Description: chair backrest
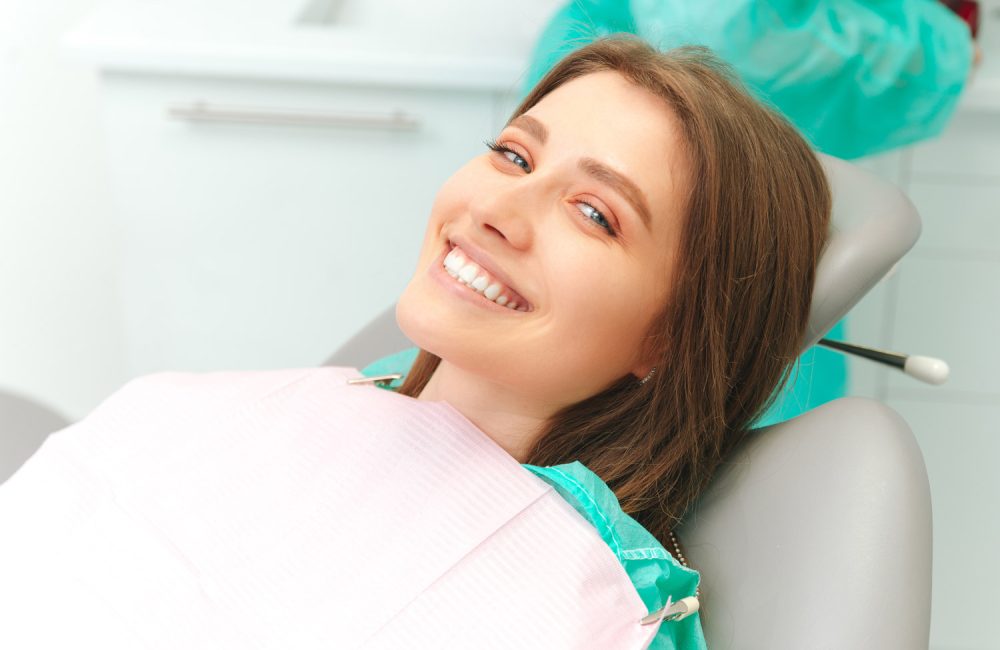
[[676, 154, 930, 647], [807, 154, 920, 347], [677, 397, 931, 647], [325, 304, 413, 369], [0, 391, 70, 484]]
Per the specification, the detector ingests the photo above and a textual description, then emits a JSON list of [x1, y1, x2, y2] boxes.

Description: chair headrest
[[805, 155, 921, 350]]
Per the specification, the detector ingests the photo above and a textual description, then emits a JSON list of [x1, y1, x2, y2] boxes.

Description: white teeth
[[444, 247, 465, 270], [442, 245, 530, 311], [458, 263, 479, 284], [471, 275, 489, 292]]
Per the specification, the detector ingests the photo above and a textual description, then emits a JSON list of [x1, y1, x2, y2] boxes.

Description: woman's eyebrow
[[509, 114, 549, 145], [507, 114, 653, 231], [579, 158, 653, 232]]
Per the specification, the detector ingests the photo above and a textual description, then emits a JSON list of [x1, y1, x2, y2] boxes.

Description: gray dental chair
[[0, 155, 928, 647], [325, 155, 932, 649]]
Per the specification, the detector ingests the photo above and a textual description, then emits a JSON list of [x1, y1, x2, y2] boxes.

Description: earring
[[639, 367, 657, 385]]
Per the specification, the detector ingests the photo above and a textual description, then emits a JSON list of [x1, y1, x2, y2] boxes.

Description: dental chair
[[324, 154, 932, 649], [0, 155, 928, 647]]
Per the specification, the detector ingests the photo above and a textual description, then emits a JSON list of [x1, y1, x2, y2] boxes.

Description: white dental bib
[[0, 367, 663, 649]]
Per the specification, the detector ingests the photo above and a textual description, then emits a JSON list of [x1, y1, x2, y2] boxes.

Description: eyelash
[[483, 139, 617, 237]]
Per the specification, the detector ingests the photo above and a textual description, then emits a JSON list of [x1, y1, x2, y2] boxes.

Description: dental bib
[[0, 367, 663, 649]]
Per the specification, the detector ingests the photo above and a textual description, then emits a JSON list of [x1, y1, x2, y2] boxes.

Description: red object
[[941, 0, 981, 38]]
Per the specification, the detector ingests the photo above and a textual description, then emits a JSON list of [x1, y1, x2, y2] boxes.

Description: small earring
[[639, 367, 657, 385]]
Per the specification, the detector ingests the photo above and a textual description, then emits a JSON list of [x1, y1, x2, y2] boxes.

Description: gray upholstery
[[677, 397, 931, 648], [0, 390, 69, 484], [808, 155, 921, 347], [325, 304, 413, 368]]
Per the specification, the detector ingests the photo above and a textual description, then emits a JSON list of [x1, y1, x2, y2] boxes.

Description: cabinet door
[[99, 73, 496, 374]]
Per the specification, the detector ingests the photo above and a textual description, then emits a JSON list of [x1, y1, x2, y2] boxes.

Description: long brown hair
[[399, 36, 830, 548]]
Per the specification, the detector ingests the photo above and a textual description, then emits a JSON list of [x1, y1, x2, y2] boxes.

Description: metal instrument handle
[[640, 596, 700, 625], [346, 373, 404, 386], [167, 101, 421, 131]]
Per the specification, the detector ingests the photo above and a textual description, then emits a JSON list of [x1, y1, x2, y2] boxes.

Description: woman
[[364, 34, 830, 648], [0, 36, 829, 649], [520, 0, 978, 427], [396, 34, 828, 556]]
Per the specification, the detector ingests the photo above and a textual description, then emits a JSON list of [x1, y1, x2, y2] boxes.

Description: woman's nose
[[470, 178, 545, 251]]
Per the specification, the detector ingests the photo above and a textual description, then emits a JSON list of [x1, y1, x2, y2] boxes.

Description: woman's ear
[[631, 354, 659, 382], [632, 363, 654, 381], [631, 341, 660, 381]]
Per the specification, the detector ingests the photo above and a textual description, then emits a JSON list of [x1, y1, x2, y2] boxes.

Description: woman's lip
[[444, 238, 533, 311], [431, 246, 529, 314]]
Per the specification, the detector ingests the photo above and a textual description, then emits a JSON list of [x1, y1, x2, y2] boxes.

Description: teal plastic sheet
[[524, 0, 974, 159]]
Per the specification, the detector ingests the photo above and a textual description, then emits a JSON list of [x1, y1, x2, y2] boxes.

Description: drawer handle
[[167, 101, 421, 131]]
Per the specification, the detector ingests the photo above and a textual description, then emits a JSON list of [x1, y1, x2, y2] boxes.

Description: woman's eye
[[578, 202, 616, 236], [485, 139, 531, 172], [484, 139, 616, 237]]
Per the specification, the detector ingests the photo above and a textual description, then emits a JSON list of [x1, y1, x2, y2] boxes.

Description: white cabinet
[[97, 72, 516, 374], [66, 0, 558, 375]]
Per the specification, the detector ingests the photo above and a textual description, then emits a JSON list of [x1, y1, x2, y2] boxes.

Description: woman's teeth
[[443, 247, 527, 311]]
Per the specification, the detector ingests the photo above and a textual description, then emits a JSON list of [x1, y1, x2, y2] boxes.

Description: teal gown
[[519, 0, 974, 424]]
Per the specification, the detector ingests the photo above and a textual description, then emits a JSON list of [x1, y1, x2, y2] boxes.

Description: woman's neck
[[416, 361, 554, 463]]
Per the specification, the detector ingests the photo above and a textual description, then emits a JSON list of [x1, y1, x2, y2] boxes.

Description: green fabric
[[523, 462, 706, 650], [523, 0, 974, 159], [359, 358, 706, 649], [359, 347, 419, 390], [753, 319, 848, 427]]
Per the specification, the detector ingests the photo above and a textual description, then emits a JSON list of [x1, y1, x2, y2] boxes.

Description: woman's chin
[[398, 269, 495, 345], [396, 284, 502, 371], [395, 282, 452, 356]]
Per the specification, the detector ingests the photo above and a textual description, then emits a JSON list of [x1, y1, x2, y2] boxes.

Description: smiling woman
[[395, 35, 830, 641], [397, 66, 694, 427]]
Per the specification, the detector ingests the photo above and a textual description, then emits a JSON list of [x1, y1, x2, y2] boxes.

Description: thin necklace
[[667, 529, 701, 598]]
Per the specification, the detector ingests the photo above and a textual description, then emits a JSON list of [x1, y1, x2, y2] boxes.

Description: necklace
[[667, 529, 701, 598]]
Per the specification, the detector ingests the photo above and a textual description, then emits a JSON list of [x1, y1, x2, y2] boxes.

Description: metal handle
[[640, 596, 700, 625], [167, 101, 421, 131]]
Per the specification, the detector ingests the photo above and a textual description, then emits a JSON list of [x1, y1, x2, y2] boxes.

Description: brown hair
[[399, 37, 830, 550]]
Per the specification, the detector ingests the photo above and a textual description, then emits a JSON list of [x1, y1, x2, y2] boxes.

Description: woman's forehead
[[516, 71, 688, 234]]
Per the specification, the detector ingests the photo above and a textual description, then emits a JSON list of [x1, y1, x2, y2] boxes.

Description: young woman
[[0, 36, 829, 650], [396, 34, 829, 566]]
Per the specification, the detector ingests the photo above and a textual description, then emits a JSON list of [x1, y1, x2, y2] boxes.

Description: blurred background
[[0, 1, 996, 648]]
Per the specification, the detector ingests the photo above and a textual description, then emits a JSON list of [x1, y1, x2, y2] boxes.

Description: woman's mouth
[[441, 244, 532, 312]]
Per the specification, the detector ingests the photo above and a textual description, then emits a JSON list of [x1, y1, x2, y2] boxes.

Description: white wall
[[0, 0, 126, 422]]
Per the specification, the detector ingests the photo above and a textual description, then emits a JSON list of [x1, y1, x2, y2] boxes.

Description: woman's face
[[397, 70, 690, 407]]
